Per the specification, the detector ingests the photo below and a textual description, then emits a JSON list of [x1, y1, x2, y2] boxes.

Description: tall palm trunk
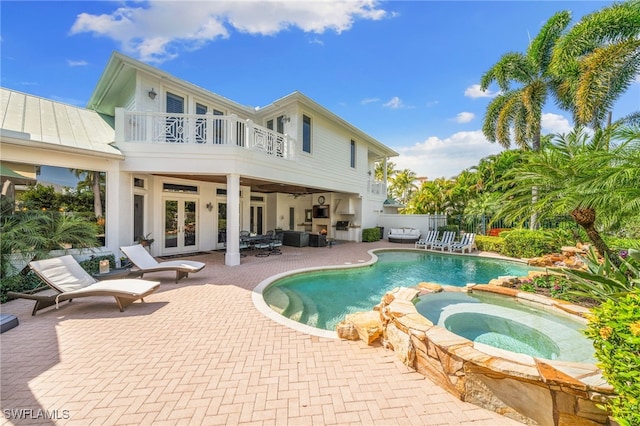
[[570, 207, 620, 267], [92, 172, 103, 218]]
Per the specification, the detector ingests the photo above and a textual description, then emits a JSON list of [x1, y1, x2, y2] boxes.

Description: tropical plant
[[463, 192, 502, 235], [558, 247, 639, 302], [406, 177, 454, 214], [374, 160, 397, 182], [584, 288, 640, 426], [71, 169, 105, 218], [493, 126, 638, 265], [0, 199, 99, 278], [551, 0, 640, 130], [480, 11, 571, 151], [388, 168, 417, 206]]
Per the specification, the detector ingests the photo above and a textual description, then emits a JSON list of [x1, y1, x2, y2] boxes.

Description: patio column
[[225, 173, 241, 266]]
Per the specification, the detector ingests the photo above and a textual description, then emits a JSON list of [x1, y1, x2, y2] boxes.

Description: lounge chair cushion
[[388, 228, 421, 243], [22, 255, 160, 315], [119, 244, 205, 283]]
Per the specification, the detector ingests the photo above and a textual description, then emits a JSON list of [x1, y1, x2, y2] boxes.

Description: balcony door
[[163, 198, 197, 254]]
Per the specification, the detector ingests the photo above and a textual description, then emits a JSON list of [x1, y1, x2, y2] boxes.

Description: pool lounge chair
[[414, 230, 438, 250], [430, 231, 456, 251], [120, 244, 205, 283], [448, 233, 477, 253], [9, 255, 160, 315]]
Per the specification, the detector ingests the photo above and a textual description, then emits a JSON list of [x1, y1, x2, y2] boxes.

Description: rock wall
[[337, 285, 615, 426]]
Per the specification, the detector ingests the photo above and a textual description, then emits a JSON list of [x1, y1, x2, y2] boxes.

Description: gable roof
[[0, 87, 123, 159]]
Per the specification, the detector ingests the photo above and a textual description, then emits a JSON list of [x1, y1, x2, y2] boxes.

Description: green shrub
[[475, 235, 505, 253], [501, 229, 558, 258], [585, 289, 640, 426], [606, 237, 640, 252], [0, 271, 42, 303], [362, 227, 381, 242]]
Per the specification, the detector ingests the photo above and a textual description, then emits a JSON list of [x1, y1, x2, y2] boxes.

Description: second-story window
[[166, 92, 184, 143], [302, 114, 311, 153], [267, 115, 285, 134], [350, 140, 356, 168]]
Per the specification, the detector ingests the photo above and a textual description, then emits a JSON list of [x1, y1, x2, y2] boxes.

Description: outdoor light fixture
[[148, 88, 157, 100], [206, 202, 213, 212], [281, 115, 290, 123]]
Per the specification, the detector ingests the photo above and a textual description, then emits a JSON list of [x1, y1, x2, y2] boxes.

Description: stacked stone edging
[[337, 284, 615, 425]]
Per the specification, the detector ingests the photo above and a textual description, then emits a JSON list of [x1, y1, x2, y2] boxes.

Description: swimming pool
[[261, 250, 538, 331]]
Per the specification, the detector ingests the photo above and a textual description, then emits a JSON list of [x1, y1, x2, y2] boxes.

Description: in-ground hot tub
[[415, 291, 595, 363]]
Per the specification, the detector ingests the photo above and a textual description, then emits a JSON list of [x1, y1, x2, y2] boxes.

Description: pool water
[[415, 291, 594, 363], [262, 250, 537, 331]]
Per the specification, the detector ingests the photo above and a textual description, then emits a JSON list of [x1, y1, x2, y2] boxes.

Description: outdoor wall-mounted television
[[312, 205, 330, 218]]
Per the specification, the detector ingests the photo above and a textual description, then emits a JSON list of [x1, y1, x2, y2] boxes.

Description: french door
[[163, 198, 197, 254], [250, 205, 264, 235]]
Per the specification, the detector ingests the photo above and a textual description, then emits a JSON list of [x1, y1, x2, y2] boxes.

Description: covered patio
[[0, 241, 520, 425]]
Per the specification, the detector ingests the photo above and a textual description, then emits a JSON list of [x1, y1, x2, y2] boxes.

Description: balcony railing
[[116, 109, 294, 159], [367, 179, 386, 196]]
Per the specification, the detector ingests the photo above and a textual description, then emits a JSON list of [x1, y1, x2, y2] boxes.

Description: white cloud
[[361, 97, 379, 105], [392, 130, 503, 179], [454, 112, 475, 123], [464, 84, 498, 99], [383, 96, 404, 109], [67, 59, 88, 67], [541, 113, 572, 135], [70, 1, 388, 63]]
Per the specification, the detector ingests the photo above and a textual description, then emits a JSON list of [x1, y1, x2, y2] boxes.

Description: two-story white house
[[1, 52, 397, 265]]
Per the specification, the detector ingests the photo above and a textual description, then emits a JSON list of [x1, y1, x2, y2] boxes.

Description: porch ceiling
[[154, 173, 327, 196]]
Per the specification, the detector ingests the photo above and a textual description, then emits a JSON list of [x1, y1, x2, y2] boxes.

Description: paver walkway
[[1, 241, 522, 425]]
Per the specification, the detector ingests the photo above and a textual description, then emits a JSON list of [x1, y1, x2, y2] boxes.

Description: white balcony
[[367, 179, 385, 196], [115, 109, 295, 159]]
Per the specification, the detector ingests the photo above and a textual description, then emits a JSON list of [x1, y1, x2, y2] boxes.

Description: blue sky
[[2, 1, 638, 179]]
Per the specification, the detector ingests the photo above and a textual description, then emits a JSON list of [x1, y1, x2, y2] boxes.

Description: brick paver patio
[[1, 241, 522, 425]]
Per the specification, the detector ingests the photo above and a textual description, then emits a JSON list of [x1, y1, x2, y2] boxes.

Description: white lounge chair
[[17, 255, 160, 314], [120, 244, 205, 283], [414, 230, 438, 249], [448, 233, 477, 253], [431, 231, 456, 251]]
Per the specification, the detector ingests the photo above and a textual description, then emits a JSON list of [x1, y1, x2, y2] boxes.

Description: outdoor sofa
[[387, 228, 421, 244]]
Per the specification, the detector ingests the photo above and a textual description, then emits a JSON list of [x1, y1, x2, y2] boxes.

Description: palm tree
[[374, 160, 397, 181], [551, 0, 640, 130], [480, 11, 572, 151], [494, 125, 639, 266], [481, 11, 571, 230], [407, 178, 455, 214], [389, 168, 417, 206], [71, 169, 105, 218]]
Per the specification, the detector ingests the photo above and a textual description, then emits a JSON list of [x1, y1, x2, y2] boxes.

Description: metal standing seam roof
[[0, 87, 122, 157]]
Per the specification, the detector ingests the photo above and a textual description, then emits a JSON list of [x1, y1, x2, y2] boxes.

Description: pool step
[[281, 288, 305, 322], [297, 291, 319, 328], [265, 287, 290, 315]]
